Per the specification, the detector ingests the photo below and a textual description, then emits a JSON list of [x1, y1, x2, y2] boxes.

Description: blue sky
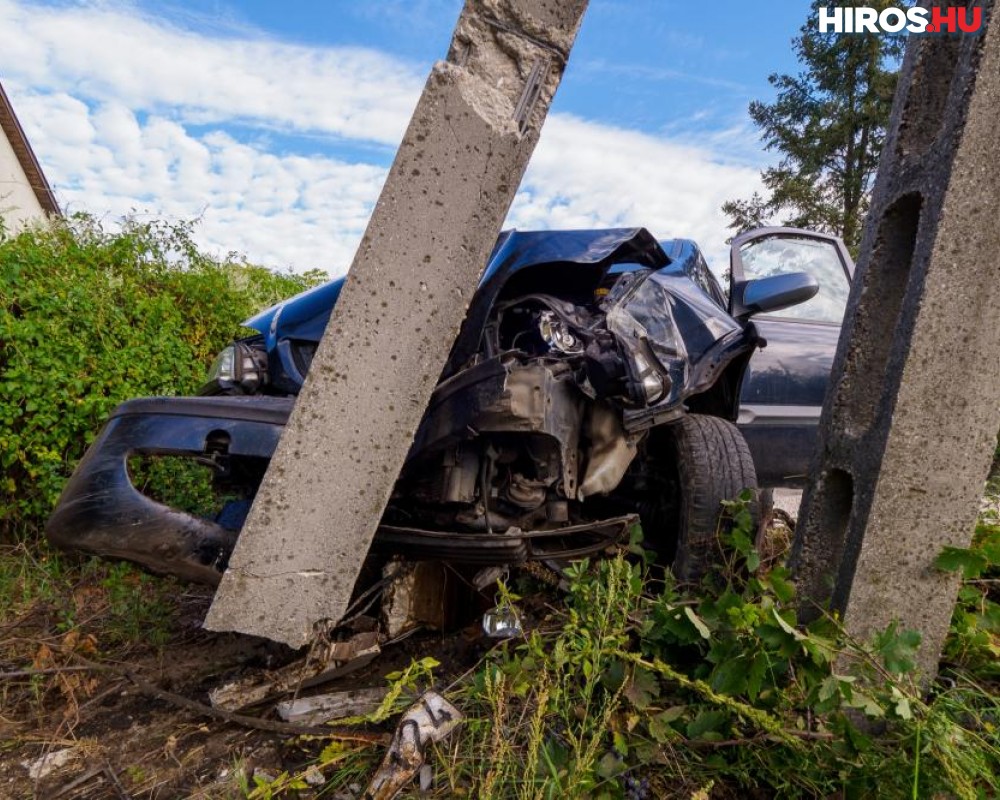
[[0, 1, 813, 273]]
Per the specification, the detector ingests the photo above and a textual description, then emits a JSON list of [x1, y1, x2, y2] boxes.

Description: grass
[[426, 557, 1000, 799], [0, 539, 179, 650], [4, 487, 1000, 798], [224, 493, 1000, 798], [1, 537, 186, 736]]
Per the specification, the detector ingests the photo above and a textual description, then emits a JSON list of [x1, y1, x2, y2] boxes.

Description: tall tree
[[724, 1, 904, 251]]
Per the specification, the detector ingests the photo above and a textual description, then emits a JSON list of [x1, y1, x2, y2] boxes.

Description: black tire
[[668, 414, 759, 581]]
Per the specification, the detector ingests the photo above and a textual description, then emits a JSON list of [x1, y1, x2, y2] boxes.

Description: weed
[[935, 481, 1000, 678], [427, 493, 1000, 799], [235, 493, 1000, 798], [0, 538, 179, 658], [96, 561, 177, 648], [5, 484, 1000, 798]]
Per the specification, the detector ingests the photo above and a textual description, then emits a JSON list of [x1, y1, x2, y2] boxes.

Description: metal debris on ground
[[363, 691, 463, 800], [471, 565, 507, 592], [276, 686, 389, 726], [209, 631, 381, 711]]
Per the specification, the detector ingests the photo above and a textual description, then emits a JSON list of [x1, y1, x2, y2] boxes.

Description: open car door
[[729, 227, 855, 487]]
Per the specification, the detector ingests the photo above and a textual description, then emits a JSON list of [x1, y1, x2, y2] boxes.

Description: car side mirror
[[733, 271, 820, 319]]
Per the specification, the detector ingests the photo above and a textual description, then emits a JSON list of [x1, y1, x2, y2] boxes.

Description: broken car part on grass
[[364, 692, 463, 800], [47, 226, 853, 594]]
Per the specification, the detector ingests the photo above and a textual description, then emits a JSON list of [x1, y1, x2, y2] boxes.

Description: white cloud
[[0, 0, 763, 275], [13, 92, 387, 271], [0, 0, 422, 145], [514, 115, 761, 267]]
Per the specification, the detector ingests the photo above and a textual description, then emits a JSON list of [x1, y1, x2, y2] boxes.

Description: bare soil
[[0, 570, 491, 800]]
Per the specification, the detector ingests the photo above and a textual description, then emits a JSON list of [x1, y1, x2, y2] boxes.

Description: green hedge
[[0, 214, 321, 537]]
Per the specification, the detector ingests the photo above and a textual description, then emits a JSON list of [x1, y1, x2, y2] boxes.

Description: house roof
[[0, 82, 59, 216]]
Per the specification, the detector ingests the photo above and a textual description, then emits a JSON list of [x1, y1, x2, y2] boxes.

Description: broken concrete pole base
[[208, 631, 381, 711], [382, 561, 450, 638], [791, 2, 1000, 682], [205, 0, 589, 648], [276, 686, 388, 726], [364, 692, 463, 800]]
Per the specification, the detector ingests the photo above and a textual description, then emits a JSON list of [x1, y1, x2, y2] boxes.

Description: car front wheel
[[666, 413, 759, 581]]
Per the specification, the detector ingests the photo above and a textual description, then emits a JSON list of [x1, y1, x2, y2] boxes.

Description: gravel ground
[[772, 489, 803, 520]]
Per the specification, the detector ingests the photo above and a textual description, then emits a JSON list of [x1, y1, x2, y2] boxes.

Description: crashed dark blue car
[[46, 227, 853, 585]]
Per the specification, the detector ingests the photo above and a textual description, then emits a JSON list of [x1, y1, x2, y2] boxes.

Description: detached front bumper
[[45, 396, 293, 585], [46, 391, 636, 585]]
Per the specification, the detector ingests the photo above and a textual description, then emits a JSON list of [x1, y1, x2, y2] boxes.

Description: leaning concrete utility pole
[[791, 1, 1000, 680], [205, 0, 589, 647]]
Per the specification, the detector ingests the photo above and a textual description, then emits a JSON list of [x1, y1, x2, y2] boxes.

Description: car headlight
[[605, 274, 687, 406], [207, 345, 237, 384], [630, 348, 668, 404], [200, 340, 267, 395]]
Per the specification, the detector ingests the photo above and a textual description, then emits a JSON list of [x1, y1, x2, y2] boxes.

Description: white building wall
[[0, 120, 47, 231]]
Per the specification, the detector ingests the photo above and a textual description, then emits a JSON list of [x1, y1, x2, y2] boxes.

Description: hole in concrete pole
[[833, 192, 922, 435], [896, 35, 961, 159], [814, 467, 855, 609]]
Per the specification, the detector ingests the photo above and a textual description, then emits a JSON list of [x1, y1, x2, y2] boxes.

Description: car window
[[739, 236, 849, 323]]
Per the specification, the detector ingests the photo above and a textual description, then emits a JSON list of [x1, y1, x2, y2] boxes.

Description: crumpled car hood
[[243, 229, 660, 354], [243, 227, 752, 394]]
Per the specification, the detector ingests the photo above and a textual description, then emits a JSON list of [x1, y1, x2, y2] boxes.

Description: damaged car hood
[[243, 228, 665, 360], [243, 228, 751, 396]]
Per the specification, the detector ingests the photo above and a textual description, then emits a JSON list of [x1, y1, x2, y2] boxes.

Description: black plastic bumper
[[45, 396, 293, 585], [46, 394, 635, 584]]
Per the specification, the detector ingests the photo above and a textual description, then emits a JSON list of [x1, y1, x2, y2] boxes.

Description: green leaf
[[710, 657, 748, 696], [730, 527, 753, 556], [687, 710, 728, 740], [648, 709, 683, 743], [817, 675, 840, 703], [659, 705, 687, 723], [747, 652, 768, 702], [684, 606, 712, 640], [624, 667, 658, 710], [596, 751, 622, 779], [602, 658, 626, 691], [874, 622, 921, 675], [848, 690, 885, 718], [772, 607, 806, 641], [935, 546, 989, 578], [767, 570, 796, 604], [893, 694, 912, 720]]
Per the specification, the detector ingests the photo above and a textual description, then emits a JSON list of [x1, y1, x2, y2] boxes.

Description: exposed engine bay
[[213, 245, 759, 567], [387, 282, 666, 541]]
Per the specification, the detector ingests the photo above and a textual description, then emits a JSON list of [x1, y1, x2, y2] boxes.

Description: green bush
[[0, 214, 320, 537]]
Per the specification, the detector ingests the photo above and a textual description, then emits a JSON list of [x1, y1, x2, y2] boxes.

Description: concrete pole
[[205, 0, 589, 647], [791, 1, 1000, 680]]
